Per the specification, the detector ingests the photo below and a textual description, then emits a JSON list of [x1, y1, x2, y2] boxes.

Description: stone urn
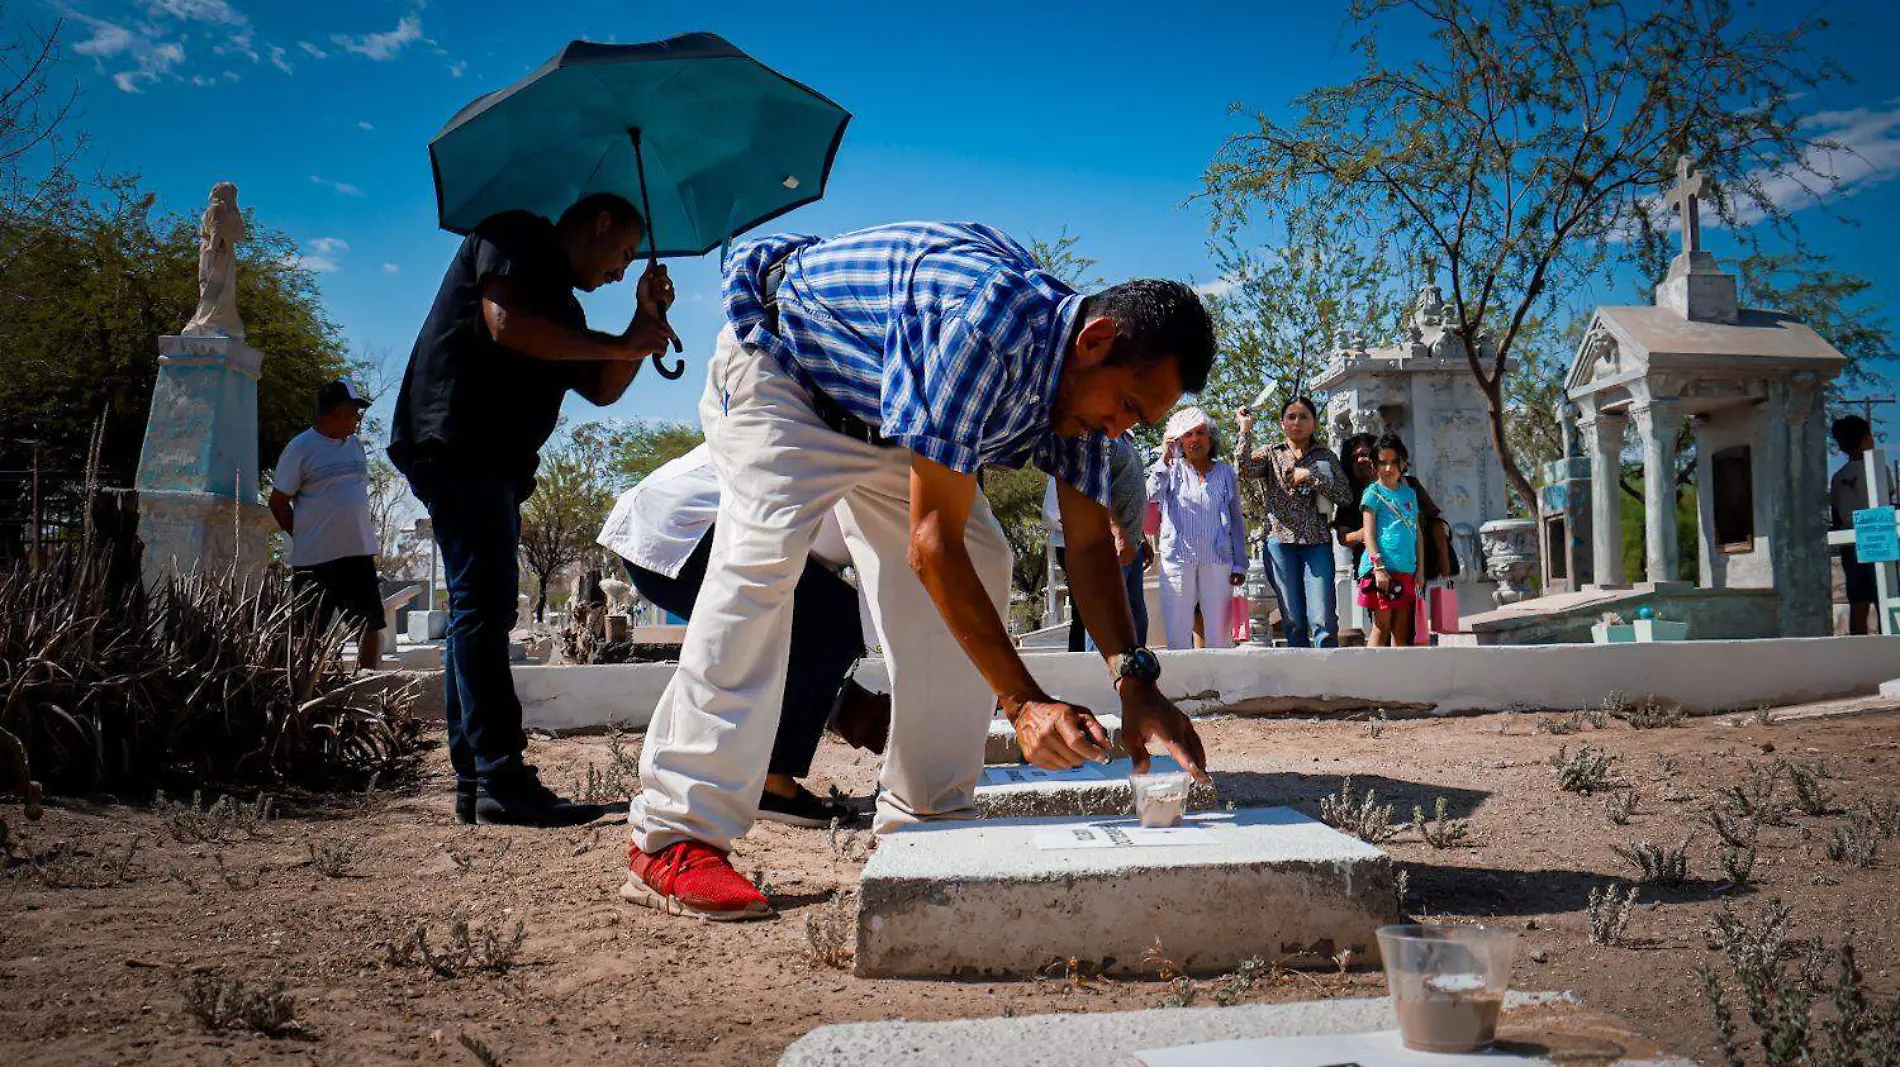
[[1243, 550, 1278, 645], [1479, 518, 1539, 607]]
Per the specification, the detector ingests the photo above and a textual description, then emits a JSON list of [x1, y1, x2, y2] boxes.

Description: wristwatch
[[1112, 646, 1161, 685]]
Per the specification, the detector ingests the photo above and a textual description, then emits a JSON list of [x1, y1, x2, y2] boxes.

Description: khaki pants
[[629, 327, 1012, 851]]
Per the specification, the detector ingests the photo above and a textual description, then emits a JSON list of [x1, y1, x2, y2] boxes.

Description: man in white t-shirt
[[269, 380, 384, 669], [598, 443, 891, 827]]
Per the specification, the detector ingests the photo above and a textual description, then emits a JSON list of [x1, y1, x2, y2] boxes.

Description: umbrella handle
[[631, 127, 687, 379]]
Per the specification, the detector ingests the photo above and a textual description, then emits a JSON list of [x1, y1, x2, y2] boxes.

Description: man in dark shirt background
[[391, 192, 675, 827]]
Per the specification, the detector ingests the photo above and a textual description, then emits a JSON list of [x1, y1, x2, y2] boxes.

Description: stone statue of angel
[[181, 182, 247, 340]]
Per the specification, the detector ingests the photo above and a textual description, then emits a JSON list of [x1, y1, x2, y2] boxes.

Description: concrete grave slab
[[855, 807, 1396, 979], [984, 713, 1123, 764], [974, 756, 1217, 819], [779, 992, 1699, 1067]]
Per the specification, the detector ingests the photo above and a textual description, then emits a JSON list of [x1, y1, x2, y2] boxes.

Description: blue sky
[[29, 0, 1900, 447]]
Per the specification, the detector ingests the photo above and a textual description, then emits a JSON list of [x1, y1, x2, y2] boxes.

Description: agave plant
[[1, 550, 418, 797]]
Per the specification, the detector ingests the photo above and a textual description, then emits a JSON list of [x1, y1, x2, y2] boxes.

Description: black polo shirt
[[388, 211, 586, 484]]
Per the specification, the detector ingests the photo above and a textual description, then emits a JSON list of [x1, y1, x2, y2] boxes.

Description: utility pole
[[1841, 395, 1896, 430]]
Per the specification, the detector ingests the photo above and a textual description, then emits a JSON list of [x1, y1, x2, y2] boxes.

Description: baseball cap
[[317, 379, 372, 411]]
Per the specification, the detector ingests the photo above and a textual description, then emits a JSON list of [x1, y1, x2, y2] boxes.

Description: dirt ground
[[4, 696, 1899, 1066]]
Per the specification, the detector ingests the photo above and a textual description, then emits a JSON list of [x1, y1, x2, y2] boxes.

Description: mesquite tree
[[1204, 0, 1846, 513]]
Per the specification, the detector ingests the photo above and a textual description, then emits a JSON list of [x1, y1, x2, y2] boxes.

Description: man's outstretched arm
[[481, 276, 674, 370], [908, 455, 1112, 769]]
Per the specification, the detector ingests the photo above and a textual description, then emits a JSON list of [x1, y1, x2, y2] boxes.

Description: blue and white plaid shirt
[[723, 221, 1113, 504]]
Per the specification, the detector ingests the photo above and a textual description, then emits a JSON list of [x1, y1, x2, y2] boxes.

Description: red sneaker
[[621, 839, 773, 921]]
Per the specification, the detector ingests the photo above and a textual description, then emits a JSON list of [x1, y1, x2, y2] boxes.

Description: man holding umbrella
[[409, 32, 853, 828], [389, 194, 676, 827]]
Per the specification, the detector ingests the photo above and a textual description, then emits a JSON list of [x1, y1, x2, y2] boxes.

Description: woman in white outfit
[[1147, 406, 1248, 649]]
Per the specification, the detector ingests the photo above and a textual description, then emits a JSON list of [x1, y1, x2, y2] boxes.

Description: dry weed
[[1552, 745, 1614, 794], [385, 907, 526, 978], [804, 891, 854, 970], [1825, 814, 1880, 869], [1613, 836, 1693, 886], [1604, 790, 1639, 826], [1587, 883, 1639, 945], [1412, 797, 1469, 848], [1319, 777, 1398, 844], [182, 973, 298, 1036], [307, 838, 361, 878]]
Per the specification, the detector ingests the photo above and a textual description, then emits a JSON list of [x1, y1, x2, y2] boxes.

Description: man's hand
[[636, 262, 675, 317], [1288, 465, 1314, 487], [620, 317, 677, 359], [1009, 699, 1114, 771], [622, 262, 681, 357], [1235, 408, 1255, 436], [1118, 678, 1210, 783], [1110, 518, 1137, 566]]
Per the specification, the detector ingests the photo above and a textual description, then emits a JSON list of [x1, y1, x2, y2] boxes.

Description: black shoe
[[757, 784, 855, 829], [454, 782, 477, 825], [476, 769, 608, 828]]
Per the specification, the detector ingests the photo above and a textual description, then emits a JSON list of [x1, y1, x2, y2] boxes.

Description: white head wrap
[[1162, 405, 1217, 460]]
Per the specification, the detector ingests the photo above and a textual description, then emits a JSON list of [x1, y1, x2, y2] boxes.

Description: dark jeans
[[1055, 545, 1151, 652], [1265, 540, 1339, 648], [405, 464, 531, 787], [625, 527, 862, 779]]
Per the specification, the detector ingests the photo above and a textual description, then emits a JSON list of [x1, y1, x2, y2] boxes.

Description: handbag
[[1230, 592, 1252, 643]]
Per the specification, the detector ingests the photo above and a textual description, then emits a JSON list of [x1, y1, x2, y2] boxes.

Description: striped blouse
[[1146, 459, 1248, 571]]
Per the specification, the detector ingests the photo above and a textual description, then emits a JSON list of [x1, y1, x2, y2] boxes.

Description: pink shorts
[[1357, 572, 1417, 612]]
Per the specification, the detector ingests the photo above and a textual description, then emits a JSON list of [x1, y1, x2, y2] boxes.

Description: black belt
[[760, 261, 896, 449]]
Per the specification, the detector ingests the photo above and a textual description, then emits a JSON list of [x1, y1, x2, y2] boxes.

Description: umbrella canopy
[[429, 32, 850, 257]]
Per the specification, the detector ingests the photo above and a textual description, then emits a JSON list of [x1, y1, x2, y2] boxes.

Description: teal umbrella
[[429, 32, 850, 377]]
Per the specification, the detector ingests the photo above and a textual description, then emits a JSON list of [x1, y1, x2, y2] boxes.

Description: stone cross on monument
[[1652, 152, 1736, 325], [1663, 155, 1708, 257]]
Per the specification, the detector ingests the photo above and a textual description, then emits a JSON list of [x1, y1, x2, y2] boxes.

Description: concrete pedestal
[[406, 609, 449, 643], [854, 807, 1397, 978], [133, 334, 272, 588]]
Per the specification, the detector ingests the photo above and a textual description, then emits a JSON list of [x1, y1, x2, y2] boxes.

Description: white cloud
[[331, 15, 423, 61], [382, 263, 400, 273], [310, 174, 365, 197], [140, 0, 246, 26], [285, 253, 340, 273], [297, 40, 328, 59], [446, 59, 466, 78], [309, 237, 349, 256], [72, 19, 136, 59], [1732, 100, 1900, 224], [269, 44, 291, 73], [358, 120, 374, 131], [1193, 276, 1239, 299], [222, 69, 239, 82], [216, 28, 258, 62], [77, 18, 187, 94]]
